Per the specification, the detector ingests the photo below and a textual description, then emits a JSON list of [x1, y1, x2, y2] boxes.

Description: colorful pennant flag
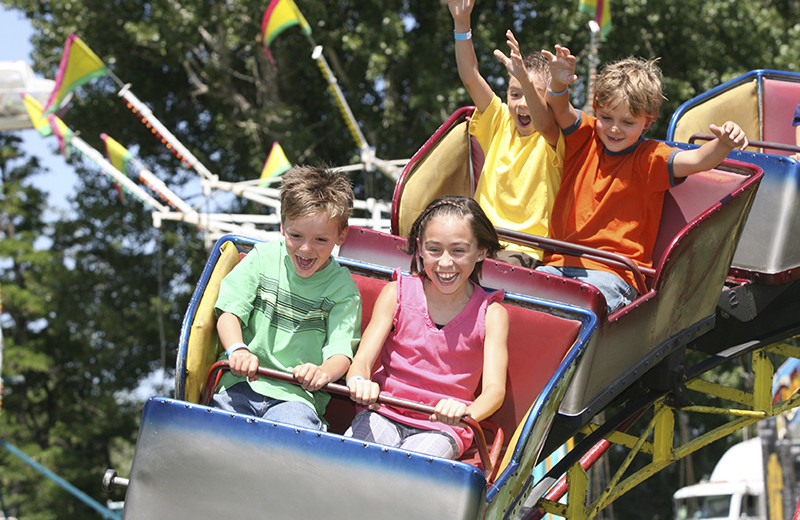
[[21, 93, 52, 136], [260, 141, 292, 185], [261, 0, 312, 65], [101, 133, 134, 176], [21, 93, 73, 156], [579, 0, 612, 39], [43, 34, 108, 115], [48, 114, 74, 159], [101, 133, 134, 202]]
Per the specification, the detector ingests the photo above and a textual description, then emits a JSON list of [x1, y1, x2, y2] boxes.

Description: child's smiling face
[[417, 214, 486, 297], [282, 212, 347, 278], [594, 100, 654, 153]]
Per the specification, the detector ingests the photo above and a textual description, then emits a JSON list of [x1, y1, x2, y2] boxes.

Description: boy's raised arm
[[542, 45, 580, 130], [448, 0, 494, 113], [673, 121, 749, 178]]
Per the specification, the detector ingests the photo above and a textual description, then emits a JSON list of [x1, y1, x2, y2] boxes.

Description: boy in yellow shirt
[[448, 0, 564, 268]]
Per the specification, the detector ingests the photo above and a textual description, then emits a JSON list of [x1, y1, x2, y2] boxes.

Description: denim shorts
[[211, 381, 324, 431]]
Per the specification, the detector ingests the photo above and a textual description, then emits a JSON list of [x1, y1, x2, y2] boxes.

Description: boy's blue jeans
[[536, 265, 638, 315], [211, 381, 325, 431]]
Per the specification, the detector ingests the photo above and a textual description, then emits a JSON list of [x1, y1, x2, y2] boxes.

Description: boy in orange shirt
[[539, 45, 748, 314]]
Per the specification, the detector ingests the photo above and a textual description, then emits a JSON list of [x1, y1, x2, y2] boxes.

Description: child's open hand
[[347, 377, 381, 410], [293, 362, 331, 391], [447, 0, 474, 23], [431, 398, 468, 426], [709, 121, 749, 151], [228, 349, 260, 382], [541, 45, 578, 91], [494, 30, 531, 86]]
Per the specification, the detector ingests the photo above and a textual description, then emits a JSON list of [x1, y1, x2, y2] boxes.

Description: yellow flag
[[261, 0, 312, 64], [43, 34, 108, 114], [260, 141, 292, 185], [101, 134, 135, 176], [21, 93, 74, 157], [22, 94, 70, 139], [579, 0, 612, 39]]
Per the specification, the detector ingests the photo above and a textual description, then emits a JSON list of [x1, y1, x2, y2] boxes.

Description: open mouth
[[517, 114, 532, 127], [436, 272, 458, 286], [296, 255, 316, 271]]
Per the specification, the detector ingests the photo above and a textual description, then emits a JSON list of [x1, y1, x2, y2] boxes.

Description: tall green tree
[[1, 0, 799, 518], [0, 140, 191, 518]]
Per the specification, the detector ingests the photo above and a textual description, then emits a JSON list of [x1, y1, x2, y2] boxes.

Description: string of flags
[[19, 29, 392, 245]]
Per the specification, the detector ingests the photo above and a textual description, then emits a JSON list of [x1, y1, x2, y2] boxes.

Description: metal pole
[[0, 439, 121, 519], [118, 85, 218, 184], [584, 20, 601, 116], [310, 45, 370, 154], [69, 136, 170, 213]]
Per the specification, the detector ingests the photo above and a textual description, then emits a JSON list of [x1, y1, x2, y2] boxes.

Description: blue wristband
[[226, 342, 249, 358], [346, 375, 365, 386], [454, 29, 472, 41], [548, 86, 569, 97]]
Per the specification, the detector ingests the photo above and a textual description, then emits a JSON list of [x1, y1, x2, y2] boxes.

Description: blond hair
[[279, 165, 354, 231], [594, 57, 666, 120]]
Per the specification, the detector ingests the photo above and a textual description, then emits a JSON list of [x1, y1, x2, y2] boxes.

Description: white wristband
[[346, 375, 365, 386], [226, 342, 249, 358]]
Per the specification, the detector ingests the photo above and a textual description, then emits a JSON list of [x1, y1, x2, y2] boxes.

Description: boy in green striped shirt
[[211, 165, 362, 430]]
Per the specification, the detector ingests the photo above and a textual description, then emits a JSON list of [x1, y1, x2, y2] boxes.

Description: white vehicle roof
[[709, 438, 763, 484], [673, 438, 764, 500]]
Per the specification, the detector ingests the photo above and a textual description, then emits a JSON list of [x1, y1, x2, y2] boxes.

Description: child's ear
[[477, 248, 488, 262], [643, 114, 657, 132], [336, 225, 349, 246]]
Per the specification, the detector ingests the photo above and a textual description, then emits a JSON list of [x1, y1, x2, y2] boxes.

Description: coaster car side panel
[[668, 70, 800, 281], [122, 397, 488, 520]]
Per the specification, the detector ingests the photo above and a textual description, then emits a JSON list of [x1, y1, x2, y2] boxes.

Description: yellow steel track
[[532, 340, 800, 520]]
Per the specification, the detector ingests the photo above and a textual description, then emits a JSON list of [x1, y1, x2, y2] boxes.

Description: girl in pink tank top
[[345, 196, 509, 458]]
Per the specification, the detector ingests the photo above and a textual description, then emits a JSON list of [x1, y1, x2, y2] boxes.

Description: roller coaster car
[[121, 234, 597, 519], [389, 107, 762, 445], [665, 70, 800, 357]]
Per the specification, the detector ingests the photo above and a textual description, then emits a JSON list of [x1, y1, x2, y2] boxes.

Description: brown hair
[[507, 51, 551, 86], [280, 165, 354, 231], [405, 196, 502, 284], [522, 51, 550, 77], [594, 57, 665, 121]]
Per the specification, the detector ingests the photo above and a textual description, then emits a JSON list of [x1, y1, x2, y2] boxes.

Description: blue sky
[[1, 8, 77, 213]]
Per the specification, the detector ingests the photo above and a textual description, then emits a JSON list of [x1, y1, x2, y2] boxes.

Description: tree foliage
[[1, 0, 799, 517]]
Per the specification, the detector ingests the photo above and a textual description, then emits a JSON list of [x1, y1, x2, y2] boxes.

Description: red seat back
[[652, 166, 750, 267], [762, 78, 800, 157]]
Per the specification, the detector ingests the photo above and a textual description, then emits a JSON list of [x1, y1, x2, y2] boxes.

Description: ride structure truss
[[530, 339, 800, 520]]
